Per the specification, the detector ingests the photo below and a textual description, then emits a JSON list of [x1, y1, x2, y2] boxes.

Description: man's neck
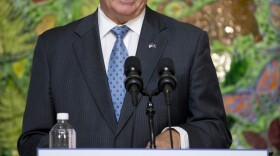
[[99, 4, 146, 25]]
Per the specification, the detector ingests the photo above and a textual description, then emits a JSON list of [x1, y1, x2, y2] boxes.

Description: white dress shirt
[[98, 6, 144, 72], [97, 5, 189, 148]]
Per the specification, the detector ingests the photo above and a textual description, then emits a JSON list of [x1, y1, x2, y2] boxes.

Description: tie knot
[[111, 25, 130, 39]]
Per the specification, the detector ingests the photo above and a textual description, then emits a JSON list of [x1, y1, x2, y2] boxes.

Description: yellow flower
[[12, 59, 27, 79], [35, 15, 56, 35]]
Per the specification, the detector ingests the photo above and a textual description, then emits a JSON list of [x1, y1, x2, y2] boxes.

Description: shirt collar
[[98, 5, 145, 38]]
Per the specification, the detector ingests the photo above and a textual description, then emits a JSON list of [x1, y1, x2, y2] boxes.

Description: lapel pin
[[148, 43, 157, 49]]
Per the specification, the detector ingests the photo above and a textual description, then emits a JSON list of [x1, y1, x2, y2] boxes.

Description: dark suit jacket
[[18, 6, 232, 156]]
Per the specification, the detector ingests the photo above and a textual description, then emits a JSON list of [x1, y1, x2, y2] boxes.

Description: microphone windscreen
[[124, 56, 142, 76], [158, 57, 175, 75]]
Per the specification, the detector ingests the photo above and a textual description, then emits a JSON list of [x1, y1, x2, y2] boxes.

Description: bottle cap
[[57, 113, 69, 120]]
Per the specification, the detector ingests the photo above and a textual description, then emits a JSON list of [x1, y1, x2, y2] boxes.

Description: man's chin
[[116, 8, 138, 17]]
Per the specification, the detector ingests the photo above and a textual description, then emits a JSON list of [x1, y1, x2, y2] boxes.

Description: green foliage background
[[0, 0, 279, 156]]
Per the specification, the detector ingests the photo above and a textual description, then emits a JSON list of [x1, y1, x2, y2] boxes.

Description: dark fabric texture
[[17, 6, 232, 156]]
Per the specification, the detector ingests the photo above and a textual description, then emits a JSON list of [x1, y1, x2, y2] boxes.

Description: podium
[[38, 149, 268, 156]]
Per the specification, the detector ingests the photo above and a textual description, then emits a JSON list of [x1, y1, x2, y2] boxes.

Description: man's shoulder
[[39, 12, 97, 40], [163, 14, 203, 34], [148, 8, 204, 34], [40, 19, 78, 38]]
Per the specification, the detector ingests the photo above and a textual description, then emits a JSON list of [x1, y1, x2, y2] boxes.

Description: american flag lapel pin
[[148, 43, 157, 49]]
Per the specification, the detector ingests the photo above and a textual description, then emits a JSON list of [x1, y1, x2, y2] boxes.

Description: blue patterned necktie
[[108, 25, 130, 121]]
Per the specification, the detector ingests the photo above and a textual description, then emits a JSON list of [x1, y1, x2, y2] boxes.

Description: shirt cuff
[[162, 127, 190, 149]]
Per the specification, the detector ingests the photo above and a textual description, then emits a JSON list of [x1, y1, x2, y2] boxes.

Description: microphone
[[158, 57, 177, 148], [124, 56, 143, 107], [158, 57, 177, 105], [124, 56, 143, 148]]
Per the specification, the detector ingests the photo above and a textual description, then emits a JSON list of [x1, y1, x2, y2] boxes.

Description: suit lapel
[[73, 11, 117, 134], [116, 7, 168, 135]]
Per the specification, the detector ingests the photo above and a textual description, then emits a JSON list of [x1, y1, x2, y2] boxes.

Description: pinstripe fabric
[[18, 6, 231, 156]]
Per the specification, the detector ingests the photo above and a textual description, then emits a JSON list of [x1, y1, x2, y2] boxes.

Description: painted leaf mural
[[0, 0, 279, 156]]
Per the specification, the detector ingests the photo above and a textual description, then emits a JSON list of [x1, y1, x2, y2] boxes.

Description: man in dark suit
[[17, 0, 232, 155]]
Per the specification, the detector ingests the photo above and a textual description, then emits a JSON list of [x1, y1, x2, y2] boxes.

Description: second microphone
[[124, 56, 143, 107]]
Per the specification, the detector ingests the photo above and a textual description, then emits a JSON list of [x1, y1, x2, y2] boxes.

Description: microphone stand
[[142, 86, 175, 149], [164, 85, 174, 149], [146, 95, 156, 148], [142, 89, 161, 149], [130, 86, 139, 148], [166, 98, 174, 148], [131, 104, 137, 148], [127, 86, 157, 148]]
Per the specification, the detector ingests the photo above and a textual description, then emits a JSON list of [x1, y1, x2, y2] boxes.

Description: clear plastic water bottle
[[49, 113, 76, 148]]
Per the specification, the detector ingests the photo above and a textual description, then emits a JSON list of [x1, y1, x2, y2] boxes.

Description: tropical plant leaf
[[0, 81, 25, 149], [0, 0, 34, 57], [81, 0, 99, 16], [243, 131, 267, 149], [268, 118, 280, 150], [0, 147, 12, 156]]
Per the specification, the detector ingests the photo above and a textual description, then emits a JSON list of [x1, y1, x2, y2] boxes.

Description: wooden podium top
[[38, 149, 268, 156]]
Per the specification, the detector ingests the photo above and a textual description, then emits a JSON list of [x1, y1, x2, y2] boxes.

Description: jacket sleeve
[[179, 31, 232, 148], [17, 35, 55, 156]]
